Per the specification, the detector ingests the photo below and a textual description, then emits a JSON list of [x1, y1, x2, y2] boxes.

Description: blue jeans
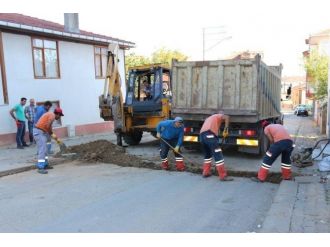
[[27, 121, 34, 143], [16, 120, 26, 147]]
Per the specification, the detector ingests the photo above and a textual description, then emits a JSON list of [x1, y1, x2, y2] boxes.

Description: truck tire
[[123, 131, 143, 145], [259, 132, 270, 156]]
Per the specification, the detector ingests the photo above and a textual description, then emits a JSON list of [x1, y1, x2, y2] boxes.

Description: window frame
[[31, 37, 61, 79], [94, 45, 108, 79], [0, 32, 8, 104]]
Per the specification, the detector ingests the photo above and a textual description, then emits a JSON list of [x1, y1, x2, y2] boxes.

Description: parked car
[[294, 105, 308, 116]]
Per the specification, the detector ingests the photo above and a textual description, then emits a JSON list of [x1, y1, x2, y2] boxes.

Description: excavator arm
[[99, 43, 125, 143]]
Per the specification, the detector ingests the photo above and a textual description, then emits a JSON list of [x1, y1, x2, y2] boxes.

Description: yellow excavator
[[99, 44, 171, 146]]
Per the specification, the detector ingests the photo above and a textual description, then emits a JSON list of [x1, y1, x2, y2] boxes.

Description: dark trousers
[[160, 138, 182, 159], [262, 139, 294, 168], [16, 121, 26, 147], [27, 121, 34, 143], [200, 130, 224, 166]]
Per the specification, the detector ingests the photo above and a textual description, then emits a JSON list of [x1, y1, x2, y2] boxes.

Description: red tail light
[[241, 130, 256, 136], [184, 127, 193, 133]]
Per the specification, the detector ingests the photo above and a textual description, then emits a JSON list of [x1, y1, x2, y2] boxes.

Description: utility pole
[[202, 28, 205, 61], [202, 26, 231, 61], [327, 57, 330, 138]]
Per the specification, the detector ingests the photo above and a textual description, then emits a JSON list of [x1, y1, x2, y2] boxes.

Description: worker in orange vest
[[33, 108, 64, 174]]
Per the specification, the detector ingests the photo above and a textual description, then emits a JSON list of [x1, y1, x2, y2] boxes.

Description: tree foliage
[[150, 47, 188, 65], [304, 49, 329, 100], [125, 47, 188, 71]]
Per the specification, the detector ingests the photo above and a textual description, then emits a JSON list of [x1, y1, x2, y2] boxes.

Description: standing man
[[156, 117, 185, 171], [200, 112, 233, 181], [34, 107, 64, 174], [9, 97, 28, 149], [24, 98, 36, 145], [34, 101, 53, 154], [252, 121, 294, 182]]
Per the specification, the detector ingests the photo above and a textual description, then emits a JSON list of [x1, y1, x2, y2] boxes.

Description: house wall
[[0, 32, 125, 145]]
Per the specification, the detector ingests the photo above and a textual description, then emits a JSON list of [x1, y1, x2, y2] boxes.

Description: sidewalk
[[0, 132, 118, 176]]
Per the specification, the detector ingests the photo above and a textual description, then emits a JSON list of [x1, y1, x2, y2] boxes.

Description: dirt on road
[[58, 139, 282, 183]]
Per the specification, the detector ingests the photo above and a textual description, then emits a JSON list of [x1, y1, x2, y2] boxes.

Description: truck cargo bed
[[171, 55, 282, 123]]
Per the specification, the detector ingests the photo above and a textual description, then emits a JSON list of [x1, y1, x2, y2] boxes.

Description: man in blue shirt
[[156, 117, 185, 171], [34, 101, 53, 153]]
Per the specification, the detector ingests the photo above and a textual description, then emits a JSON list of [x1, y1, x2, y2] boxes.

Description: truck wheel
[[123, 131, 143, 145], [259, 132, 269, 156]]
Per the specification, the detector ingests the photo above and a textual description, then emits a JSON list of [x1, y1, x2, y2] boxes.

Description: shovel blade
[[59, 143, 67, 152]]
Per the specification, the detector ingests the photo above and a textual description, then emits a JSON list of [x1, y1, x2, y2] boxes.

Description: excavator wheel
[[123, 131, 143, 145]]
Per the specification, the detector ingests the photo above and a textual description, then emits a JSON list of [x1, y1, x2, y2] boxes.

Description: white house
[[0, 13, 134, 145]]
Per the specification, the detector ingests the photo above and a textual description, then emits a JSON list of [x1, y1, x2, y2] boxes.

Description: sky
[[3, 0, 330, 76]]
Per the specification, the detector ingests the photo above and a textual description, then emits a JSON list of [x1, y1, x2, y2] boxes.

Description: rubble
[[57, 139, 283, 184]]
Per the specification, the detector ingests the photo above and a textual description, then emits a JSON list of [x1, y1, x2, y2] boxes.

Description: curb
[[259, 180, 298, 232], [0, 157, 70, 178]]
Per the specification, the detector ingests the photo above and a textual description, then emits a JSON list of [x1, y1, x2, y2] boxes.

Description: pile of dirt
[[59, 140, 159, 169], [57, 139, 283, 183]]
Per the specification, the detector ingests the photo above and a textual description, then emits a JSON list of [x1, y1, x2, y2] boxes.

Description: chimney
[[64, 13, 80, 33]]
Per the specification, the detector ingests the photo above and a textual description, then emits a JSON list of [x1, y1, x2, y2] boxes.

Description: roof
[[0, 13, 135, 48], [128, 64, 170, 72]]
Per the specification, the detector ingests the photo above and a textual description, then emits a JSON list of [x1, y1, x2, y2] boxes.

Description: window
[[0, 32, 8, 104], [94, 46, 107, 78], [32, 38, 60, 78]]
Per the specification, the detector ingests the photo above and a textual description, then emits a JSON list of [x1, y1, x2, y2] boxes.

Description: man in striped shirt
[[24, 98, 36, 145]]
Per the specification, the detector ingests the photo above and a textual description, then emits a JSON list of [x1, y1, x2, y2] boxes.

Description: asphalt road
[[0, 162, 278, 233]]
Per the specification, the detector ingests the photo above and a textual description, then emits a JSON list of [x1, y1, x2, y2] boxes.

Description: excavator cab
[[121, 65, 172, 145], [126, 65, 171, 113]]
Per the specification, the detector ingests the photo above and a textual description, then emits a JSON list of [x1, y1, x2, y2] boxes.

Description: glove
[[174, 146, 180, 153], [156, 132, 161, 139], [223, 127, 229, 138]]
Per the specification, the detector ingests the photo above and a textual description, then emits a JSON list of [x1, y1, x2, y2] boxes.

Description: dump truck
[[171, 55, 282, 154]]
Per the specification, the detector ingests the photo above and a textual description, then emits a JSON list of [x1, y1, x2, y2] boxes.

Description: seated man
[[142, 80, 152, 101]]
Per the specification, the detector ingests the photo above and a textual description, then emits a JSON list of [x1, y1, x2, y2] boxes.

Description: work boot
[[202, 163, 212, 177], [175, 158, 185, 171], [216, 164, 228, 180], [37, 169, 48, 174], [281, 166, 292, 180], [257, 166, 269, 182], [161, 159, 169, 170]]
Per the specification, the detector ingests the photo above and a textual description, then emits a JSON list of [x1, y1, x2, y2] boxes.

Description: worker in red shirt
[[200, 112, 233, 181], [33, 108, 64, 174], [252, 121, 294, 182]]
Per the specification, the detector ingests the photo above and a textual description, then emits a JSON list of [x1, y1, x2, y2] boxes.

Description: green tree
[[125, 53, 150, 71], [151, 47, 188, 65], [304, 49, 329, 100]]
